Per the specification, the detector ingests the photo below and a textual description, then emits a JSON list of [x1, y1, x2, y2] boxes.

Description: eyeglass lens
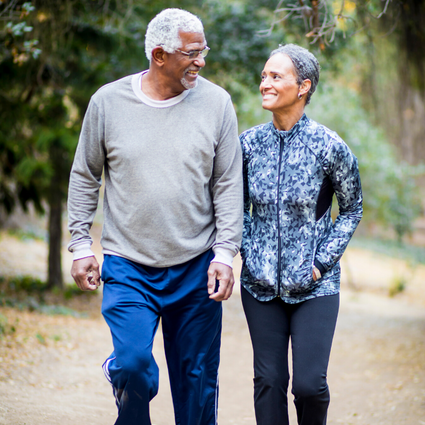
[[189, 47, 209, 59]]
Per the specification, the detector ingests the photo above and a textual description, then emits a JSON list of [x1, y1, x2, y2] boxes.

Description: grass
[[350, 236, 425, 266], [388, 276, 407, 297], [350, 235, 425, 297], [6, 227, 46, 242], [0, 275, 98, 320], [0, 312, 16, 337]]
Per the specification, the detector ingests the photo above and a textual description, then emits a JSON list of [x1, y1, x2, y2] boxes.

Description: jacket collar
[[270, 113, 309, 141]]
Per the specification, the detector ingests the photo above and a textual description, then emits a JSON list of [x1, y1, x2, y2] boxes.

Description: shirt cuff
[[71, 243, 95, 261], [211, 247, 235, 269]]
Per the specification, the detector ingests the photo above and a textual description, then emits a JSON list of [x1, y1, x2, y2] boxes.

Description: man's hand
[[71, 256, 101, 291], [207, 262, 235, 301]]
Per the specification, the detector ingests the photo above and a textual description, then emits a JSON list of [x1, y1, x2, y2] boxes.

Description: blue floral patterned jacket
[[240, 114, 363, 304]]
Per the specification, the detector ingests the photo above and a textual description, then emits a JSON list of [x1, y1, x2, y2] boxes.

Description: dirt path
[[0, 234, 425, 424]]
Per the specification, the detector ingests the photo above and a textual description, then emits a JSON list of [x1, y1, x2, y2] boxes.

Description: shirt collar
[[132, 71, 191, 108]]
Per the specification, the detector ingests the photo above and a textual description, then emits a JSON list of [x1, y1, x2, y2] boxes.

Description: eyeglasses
[[175, 46, 210, 60]]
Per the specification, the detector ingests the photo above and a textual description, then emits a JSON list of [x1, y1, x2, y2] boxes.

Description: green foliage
[[0, 1, 41, 64], [0, 275, 93, 316], [6, 275, 46, 293], [0, 0, 165, 217], [0, 312, 16, 337], [7, 227, 45, 241], [35, 332, 46, 344], [1, 0, 163, 287], [200, 0, 280, 104], [350, 237, 425, 266], [253, 0, 363, 60], [355, 0, 425, 93], [0, 274, 94, 297], [306, 83, 424, 241], [62, 284, 93, 299], [388, 276, 406, 297], [237, 90, 271, 133], [0, 0, 423, 288]]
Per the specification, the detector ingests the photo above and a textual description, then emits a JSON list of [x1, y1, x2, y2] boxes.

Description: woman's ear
[[300, 79, 312, 96]]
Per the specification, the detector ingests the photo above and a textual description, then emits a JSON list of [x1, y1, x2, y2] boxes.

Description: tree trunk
[[46, 140, 65, 290], [47, 194, 64, 290]]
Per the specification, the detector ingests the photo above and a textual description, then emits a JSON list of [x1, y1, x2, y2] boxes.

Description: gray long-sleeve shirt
[[68, 72, 243, 268]]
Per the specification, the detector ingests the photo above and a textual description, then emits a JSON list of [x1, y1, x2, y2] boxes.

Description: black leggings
[[241, 287, 339, 425]]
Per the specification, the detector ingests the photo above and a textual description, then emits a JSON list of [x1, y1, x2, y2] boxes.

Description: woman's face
[[260, 53, 300, 113]]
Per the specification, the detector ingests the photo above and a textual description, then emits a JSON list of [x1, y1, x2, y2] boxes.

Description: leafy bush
[[350, 237, 425, 266], [307, 83, 424, 241], [0, 312, 16, 337], [237, 91, 271, 133], [6, 275, 46, 293], [0, 275, 94, 317]]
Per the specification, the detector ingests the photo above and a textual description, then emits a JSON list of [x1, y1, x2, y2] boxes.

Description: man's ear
[[151, 47, 166, 67]]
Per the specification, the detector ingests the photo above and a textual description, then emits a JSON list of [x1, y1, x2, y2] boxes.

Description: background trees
[[0, 0, 145, 288], [239, 0, 425, 242], [260, 0, 425, 163], [0, 0, 423, 288]]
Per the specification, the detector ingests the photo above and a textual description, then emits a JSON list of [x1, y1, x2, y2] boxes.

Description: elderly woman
[[239, 44, 363, 425]]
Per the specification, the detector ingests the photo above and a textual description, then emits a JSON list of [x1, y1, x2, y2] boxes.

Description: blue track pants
[[101, 250, 222, 425]]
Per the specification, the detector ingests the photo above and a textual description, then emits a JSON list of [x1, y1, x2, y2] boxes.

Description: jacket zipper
[[276, 134, 284, 297]]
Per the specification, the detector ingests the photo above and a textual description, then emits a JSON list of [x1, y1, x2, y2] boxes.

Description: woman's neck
[[272, 108, 305, 132]]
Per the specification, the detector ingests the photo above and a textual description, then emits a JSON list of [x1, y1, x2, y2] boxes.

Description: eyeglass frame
[[175, 46, 210, 60]]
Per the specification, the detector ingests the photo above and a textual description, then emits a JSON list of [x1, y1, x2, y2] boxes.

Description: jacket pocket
[[281, 252, 318, 294], [243, 246, 278, 289]]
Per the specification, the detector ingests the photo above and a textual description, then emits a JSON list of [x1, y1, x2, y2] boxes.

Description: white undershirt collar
[[131, 71, 190, 108]]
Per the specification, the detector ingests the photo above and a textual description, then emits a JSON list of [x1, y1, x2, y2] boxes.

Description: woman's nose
[[260, 77, 271, 90]]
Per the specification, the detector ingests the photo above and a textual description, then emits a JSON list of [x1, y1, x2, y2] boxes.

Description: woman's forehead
[[263, 54, 296, 75]]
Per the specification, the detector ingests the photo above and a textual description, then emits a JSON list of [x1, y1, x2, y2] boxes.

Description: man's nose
[[193, 54, 206, 68]]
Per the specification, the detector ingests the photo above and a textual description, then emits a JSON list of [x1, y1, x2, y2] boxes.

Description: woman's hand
[[312, 266, 321, 282]]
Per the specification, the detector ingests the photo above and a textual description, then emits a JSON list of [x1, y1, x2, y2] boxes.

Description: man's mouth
[[186, 69, 199, 77], [181, 69, 200, 89]]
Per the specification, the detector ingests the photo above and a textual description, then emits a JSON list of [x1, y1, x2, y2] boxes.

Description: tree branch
[[260, 0, 393, 48]]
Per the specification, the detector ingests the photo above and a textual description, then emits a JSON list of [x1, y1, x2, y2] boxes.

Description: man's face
[[165, 31, 207, 92]]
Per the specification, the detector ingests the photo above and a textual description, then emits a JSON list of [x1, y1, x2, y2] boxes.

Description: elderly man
[[67, 8, 242, 425]]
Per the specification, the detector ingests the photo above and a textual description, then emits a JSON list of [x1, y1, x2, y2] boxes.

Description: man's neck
[[141, 70, 186, 101]]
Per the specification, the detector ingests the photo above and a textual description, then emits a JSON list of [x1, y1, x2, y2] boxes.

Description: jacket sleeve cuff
[[71, 243, 95, 261], [211, 247, 235, 269], [314, 259, 326, 275]]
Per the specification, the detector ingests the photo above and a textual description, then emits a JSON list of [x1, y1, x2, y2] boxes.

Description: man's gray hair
[[270, 44, 320, 105], [145, 8, 204, 62]]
